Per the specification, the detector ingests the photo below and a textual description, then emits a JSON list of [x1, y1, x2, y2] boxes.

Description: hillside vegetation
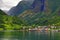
[[0, 9, 60, 30]]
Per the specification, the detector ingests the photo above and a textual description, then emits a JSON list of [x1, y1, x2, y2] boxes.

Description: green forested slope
[[0, 10, 27, 30]]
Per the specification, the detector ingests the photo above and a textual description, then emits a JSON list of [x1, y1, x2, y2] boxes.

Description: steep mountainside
[[8, 0, 60, 25], [8, 1, 33, 16]]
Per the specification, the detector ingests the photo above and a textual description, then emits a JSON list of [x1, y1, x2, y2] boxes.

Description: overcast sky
[[0, 0, 22, 11]]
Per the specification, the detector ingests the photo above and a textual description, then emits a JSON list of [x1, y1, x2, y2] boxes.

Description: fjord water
[[0, 31, 60, 40]]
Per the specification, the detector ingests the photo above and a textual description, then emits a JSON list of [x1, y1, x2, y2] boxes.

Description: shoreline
[[0, 29, 60, 32]]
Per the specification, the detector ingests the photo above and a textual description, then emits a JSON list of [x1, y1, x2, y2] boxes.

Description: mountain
[[8, 0, 60, 25], [8, 1, 33, 16], [18, 0, 60, 25], [8, 0, 45, 16]]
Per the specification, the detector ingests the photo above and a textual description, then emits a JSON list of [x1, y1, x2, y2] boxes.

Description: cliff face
[[30, 0, 45, 12]]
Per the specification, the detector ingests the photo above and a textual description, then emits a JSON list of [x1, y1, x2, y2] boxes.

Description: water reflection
[[0, 31, 60, 40]]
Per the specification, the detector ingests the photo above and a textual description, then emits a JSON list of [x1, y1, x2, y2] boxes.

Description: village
[[20, 25, 60, 32]]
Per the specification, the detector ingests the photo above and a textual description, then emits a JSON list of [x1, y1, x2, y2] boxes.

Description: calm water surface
[[0, 31, 60, 40]]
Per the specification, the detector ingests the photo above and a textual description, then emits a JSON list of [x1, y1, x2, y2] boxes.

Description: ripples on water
[[0, 31, 60, 40]]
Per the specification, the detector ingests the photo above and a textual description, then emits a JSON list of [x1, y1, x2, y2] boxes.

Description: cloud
[[0, 0, 22, 11]]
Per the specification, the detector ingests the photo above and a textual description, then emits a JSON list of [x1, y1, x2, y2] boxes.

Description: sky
[[0, 0, 22, 11]]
